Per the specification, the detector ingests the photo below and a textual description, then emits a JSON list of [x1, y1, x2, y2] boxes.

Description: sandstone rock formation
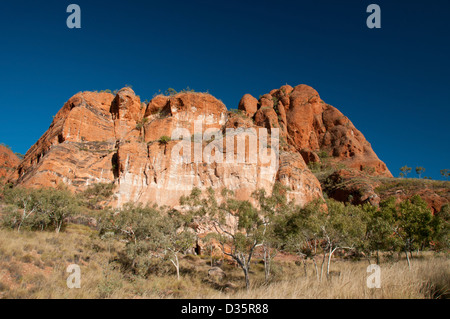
[[11, 86, 329, 208], [321, 169, 382, 206], [238, 94, 258, 118], [0, 145, 20, 180], [376, 179, 450, 214], [320, 168, 449, 213], [242, 84, 392, 177]]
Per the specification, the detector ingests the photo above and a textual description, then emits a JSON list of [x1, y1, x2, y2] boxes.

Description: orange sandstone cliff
[[10, 84, 392, 208]]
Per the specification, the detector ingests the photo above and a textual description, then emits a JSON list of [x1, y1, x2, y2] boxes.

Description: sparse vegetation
[[158, 136, 171, 145], [400, 165, 412, 178], [165, 88, 177, 96], [135, 117, 149, 132], [2, 186, 80, 233], [317, 150, 330, 159], [441, 169, 450, 181], [416, 167, 425, 179], [81, 183, 116, 210], [99, 203, 195, 281], [228, 109, 244, 116], [159, 87, 207, 97], [0, 143, 12, 151], [0, 180, 448, 299]]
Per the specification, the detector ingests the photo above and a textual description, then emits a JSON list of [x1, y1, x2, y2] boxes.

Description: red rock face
[[0, 145, 20, 180], [243, 84, 392, 177], [12, 87, 323, 208], [11, 91, 117, 189]]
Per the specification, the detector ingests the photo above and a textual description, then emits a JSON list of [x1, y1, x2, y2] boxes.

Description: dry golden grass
[[0, 226, 448, 299], [209, 257, 450, 299]]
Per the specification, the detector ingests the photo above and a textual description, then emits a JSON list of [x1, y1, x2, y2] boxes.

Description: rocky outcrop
[[321, 168, 450, 214], [375, 178, 450, 214], [12, 87, 324, 208], [238, 94, 258, 118], [321, 169, 382, 206], [11, 91, 117, 189], [0, 145, 20, 181], [241, 84, 392, 177]]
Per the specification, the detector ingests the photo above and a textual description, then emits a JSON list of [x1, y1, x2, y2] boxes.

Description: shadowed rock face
[[0, 145, 20, 180], [11, 86, 326, 207]]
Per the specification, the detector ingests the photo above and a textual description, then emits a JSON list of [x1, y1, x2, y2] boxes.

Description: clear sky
[[0, 0, 449, 179]]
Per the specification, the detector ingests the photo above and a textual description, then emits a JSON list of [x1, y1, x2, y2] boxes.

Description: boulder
[[238, 94, 258, 118]]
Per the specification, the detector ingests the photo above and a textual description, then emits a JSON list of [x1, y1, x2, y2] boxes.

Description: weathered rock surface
[[0, 145, 20, 180], [11, 86, 325, 208], [242, 84, 392, 177], [11, 91, 117, 189], [238, 94, 258, 118]]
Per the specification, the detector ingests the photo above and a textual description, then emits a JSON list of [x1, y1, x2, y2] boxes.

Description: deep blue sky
[[0, 0, 449, 179]]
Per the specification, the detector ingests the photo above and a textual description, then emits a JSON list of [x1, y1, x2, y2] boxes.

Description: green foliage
[[362, 201, 397, 262], [273, 198, 325, 253], [181, 186, 281, 288], [395, 195, 434, 252], [371, 195, 436, 265], [179, 187, 202, 207], [324, 199, 367, 251], [228, 109, 245, 117], [432, 204, 450, 251], [272, 97, 280, 115], [440, 169, 450, 181], [99, 203, 195, 279], [213, 194, 265, 289], [80, 183, 115, 210], [275, 198, 367, 278], [317, 150, 330, 159], [135, 118, 149, 131], [2, 186, 80, 233], [158, 136, 171, 145]]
